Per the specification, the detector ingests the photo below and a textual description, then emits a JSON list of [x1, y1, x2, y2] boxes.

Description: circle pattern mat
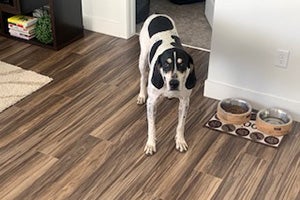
[[205, 112, 285, 147]]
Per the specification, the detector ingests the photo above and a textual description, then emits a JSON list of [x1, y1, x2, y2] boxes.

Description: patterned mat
[[205, 112, 285, 147]]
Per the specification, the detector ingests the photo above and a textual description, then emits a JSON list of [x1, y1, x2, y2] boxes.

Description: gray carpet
[[136, 0, 212, 50]]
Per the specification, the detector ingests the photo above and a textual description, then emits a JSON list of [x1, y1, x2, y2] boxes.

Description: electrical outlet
[[275, 49, 290, 68]]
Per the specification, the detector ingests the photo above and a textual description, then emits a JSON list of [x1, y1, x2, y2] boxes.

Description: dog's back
[[140, 14, 181, 71], [147, 14, 176, 38]]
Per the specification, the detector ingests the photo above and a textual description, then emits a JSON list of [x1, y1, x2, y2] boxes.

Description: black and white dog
[[137, 14, 196, 155]]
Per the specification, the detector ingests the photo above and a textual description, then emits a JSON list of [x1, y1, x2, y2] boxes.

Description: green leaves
[[34, 14, 53, 44]]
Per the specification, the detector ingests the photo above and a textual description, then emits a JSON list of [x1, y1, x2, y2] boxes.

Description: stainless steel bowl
[[217, 98, 252, 125], [257, 108, 292, 125], [219, 98, 252, 115], [256, 108, 293, 136]]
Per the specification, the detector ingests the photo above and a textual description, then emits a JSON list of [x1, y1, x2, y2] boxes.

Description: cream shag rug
[[0, 61, 53, 112]]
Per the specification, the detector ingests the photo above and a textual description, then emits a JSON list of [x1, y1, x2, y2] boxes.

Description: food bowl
[[256, 108, 293, 136], [217, 98, 252, 125]]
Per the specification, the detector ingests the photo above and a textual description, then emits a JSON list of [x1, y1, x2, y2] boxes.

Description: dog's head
[[151, 48, 196, 91]]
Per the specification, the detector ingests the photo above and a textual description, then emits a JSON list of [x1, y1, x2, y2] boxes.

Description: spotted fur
[[137, 14, 197, 155]]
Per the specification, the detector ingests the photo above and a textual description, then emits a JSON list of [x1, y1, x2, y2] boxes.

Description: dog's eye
[[177, 65, 187, 72], [163, 64, 172, 72]]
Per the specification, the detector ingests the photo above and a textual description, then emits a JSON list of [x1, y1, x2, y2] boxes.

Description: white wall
[[204, 0, 300, 121], [205, 0, 215, 27], [81, 0, 135, 39]]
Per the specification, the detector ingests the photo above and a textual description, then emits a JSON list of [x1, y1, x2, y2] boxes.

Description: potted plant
[[34, 13, 53, 44]]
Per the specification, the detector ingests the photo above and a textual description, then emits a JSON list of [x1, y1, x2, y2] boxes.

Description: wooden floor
[[0, 31, 299, 200]]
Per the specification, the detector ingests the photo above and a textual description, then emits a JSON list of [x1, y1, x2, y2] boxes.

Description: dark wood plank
[[0, 31, 299, 200]]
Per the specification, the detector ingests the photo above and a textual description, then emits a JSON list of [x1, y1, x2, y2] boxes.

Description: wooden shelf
[[0, 0, 84, 50]]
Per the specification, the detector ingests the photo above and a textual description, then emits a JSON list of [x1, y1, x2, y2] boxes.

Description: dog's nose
[[169, 79, 179, 90]]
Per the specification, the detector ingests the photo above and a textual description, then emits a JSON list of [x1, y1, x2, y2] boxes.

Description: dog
[[137, 14, 196, 155]]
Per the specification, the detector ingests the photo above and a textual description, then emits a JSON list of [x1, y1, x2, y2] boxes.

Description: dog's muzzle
[[169, 79, 179, 90]]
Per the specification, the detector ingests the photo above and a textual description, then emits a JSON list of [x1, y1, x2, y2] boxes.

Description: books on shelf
[[7, 15, 37, 28], [7, 15, 37, 40], [9, 29, 35, 40], [8, 23, 35, 35]]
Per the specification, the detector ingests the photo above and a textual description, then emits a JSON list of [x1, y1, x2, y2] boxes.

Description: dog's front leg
[[175, 97, 190, 152], [144, 95, 159, 155]]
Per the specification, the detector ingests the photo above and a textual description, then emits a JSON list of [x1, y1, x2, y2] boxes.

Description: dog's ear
[[185, 56, 196, 89], [151, 59, 164, 89]]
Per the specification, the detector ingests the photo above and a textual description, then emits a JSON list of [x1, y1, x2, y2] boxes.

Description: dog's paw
[[175, 138, 188, 153], [137, 95, 146, 105], [144, 141, 156, 156]]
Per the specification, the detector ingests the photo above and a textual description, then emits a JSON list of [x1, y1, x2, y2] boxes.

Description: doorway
[[135, 0, 212, 51]]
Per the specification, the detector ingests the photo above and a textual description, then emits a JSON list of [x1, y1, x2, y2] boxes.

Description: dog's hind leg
[[175, 97, 190, 152], [137, 24, 150, 105], [137, 47, 148, 105]]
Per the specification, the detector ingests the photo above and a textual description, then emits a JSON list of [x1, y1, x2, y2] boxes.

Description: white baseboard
[[204, 79, 300, 121], [83, 15, 128, 39]]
